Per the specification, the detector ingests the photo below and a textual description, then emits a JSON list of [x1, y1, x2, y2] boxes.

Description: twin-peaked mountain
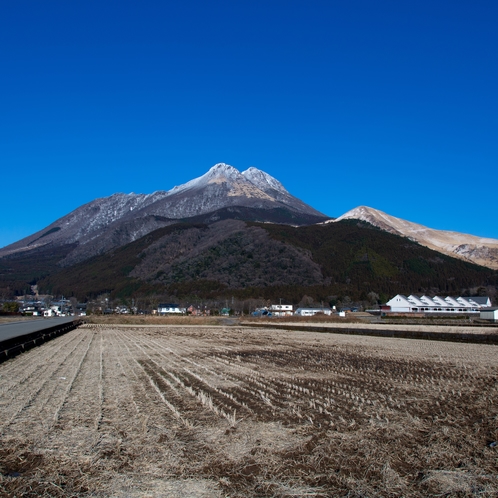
[[0, 163, 497, 301], [0, 164, 327, 266]]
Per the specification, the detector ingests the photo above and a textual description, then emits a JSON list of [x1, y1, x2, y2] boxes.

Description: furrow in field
[[179, 353, 303, 424], [209, 346, 429, 422], [61, 328, 154, 473], [110, 328, 172, 418], [198, 347, 388, 426], [0, 329, 81, 395], [114, 329, 196, 427], [97, 328, 162, 434], [52, 331, 95, 425], [34, 330, 105, 463], [95, 331, 104, 430], [0, 330, 92, 436], [143, 337, 252, 417], [121, 330, 231, 425], [104, 329, 149, 418], [52, 329, 101, 430], [137, 332, 249, 420], [184, 355, 287, 422]]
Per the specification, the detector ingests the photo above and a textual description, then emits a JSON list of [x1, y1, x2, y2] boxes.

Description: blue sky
[[1, 0, 497, 248]]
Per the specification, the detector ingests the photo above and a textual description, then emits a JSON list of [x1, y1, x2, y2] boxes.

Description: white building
[[468, 296, 492, 307], [157, 303, 183, 315], [385, 294, 490, 314], [480, 308, 498, 321], [294, 307, 332, 316], [270, 304, 293, 316]]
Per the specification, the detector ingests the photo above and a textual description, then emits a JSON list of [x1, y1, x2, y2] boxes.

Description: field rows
[[0, 324, 497, 497]]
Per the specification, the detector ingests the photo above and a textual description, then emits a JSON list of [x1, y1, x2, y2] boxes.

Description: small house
[[270, 303, 293, 316], [480, 307, 498, 321], [158, 303, 182, 315], [294, 307, 332, 316]]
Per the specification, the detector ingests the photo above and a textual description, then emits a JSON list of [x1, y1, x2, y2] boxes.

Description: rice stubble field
[[0, 323, 497, 497]]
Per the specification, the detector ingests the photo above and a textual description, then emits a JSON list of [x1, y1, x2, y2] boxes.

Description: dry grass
[[245, 317, 498, 337], [0, 324, 497, 497], [244, 313, 367, 324], [84, 314, 231, 326]]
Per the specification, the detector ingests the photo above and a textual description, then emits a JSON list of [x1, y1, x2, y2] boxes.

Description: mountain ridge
[[333, 206, 498, 270], [35, 218, 497, 302], [0, 163, 328, 263], [1, 164, 498, 302]]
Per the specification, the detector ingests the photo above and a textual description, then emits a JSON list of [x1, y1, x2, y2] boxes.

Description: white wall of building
[[480, 308, 498, 321], [270, 304, 293, 316], [294, 307, 332, 316], [386, 294, 488, 314]]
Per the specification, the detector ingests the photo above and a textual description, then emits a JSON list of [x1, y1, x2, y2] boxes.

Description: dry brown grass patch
[[0, 324, 496, 496]]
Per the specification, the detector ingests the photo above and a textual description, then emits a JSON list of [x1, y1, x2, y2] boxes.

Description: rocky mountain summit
[[0, 163, 328, 265], [334, 206, 498, 270], [1, 165, 497, 300], [2, 164, 498, 291]]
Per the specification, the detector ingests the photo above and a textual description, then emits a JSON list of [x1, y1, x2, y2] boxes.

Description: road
[[0, 316, 79, 343]]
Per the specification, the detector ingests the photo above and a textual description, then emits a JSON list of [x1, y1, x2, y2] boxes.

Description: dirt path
[[0, 325, 497, 497]]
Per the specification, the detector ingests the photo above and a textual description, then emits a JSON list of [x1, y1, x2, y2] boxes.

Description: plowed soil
[[1, 324, 497, 497]]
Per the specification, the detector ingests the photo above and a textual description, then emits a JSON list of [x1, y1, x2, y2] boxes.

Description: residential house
[[270, 304, 293, 316], [187, 305, 210, 316], [157, 303, 182, 315], [480, 307, 498, 321], [294, 307, 332, 316]]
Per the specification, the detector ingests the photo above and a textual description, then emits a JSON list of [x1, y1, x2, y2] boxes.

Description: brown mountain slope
[[334, 206, 498, 270], [36, 219, 497, 302]]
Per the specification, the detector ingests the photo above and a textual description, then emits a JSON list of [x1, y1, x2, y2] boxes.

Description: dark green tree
[[2, 301, 19, 313]]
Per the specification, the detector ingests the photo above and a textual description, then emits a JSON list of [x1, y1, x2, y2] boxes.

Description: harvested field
[[0, 324, 497, 497]]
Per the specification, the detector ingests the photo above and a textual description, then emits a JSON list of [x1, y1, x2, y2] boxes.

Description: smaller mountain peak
[[211, 162, 234, 169], [242, 167, 288, 194], [336, 206, 381, 220], [168, 163, 243, 194], [243, 166, 260, 174], [204, 163, 242, 181], [209, 163, 239, 174]]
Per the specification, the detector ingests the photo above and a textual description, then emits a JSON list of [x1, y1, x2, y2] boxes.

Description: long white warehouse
[[385, 295, 491, 314]]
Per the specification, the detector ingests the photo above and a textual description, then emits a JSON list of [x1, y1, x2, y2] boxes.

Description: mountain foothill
[[1, 163, 497, 304]]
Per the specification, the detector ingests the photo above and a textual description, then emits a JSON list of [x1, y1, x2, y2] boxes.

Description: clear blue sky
[[1, 0, 497, 248]]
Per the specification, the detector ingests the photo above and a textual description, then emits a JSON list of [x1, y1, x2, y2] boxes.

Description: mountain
[[0, 163, 328, 266], [1, 165, 497, 301], [36, 218, 497, 302], [334, 206, 498, 270]]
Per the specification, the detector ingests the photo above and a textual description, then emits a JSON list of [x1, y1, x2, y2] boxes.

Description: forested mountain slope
[[37, 220, 497, 303]]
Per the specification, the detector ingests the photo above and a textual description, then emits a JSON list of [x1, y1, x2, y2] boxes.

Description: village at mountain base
[[6, 294, 497, 322]]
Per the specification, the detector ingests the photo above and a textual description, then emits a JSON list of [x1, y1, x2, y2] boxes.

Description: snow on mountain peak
[[169, 163, 243, 194], [335, 206, 377, 221], [205, 163, 241, 180], [210, 162, 238, 173], [167, 163, 292, 197], [242, 167, 288, 194]]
